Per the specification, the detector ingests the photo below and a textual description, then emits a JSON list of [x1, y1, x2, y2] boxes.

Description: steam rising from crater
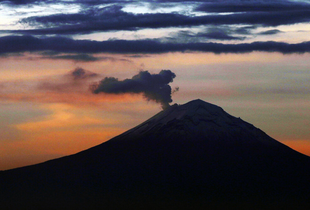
[[91, 70, 178, 109]]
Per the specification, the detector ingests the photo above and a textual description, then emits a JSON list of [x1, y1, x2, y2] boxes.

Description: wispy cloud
[[258, 29, 282, 35], [41, 53, 102, 62], [165, 27, 246, 43]]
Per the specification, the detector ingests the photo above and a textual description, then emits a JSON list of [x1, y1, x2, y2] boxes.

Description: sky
[[0, 0, 310, 170]]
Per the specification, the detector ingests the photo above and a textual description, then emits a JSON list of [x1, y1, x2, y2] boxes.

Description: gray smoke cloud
[[70, 67, 98, 80], [91, 70, 177, 109]]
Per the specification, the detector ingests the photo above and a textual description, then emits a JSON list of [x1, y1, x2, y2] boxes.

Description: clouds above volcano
[[1, 0, 309, 36], [12, 3, 310, 35], [1, 36, 310, 56], [1, 0, 310, 56]]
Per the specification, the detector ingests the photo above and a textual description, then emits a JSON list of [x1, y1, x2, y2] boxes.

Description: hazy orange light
[[0, 127, 124, 170], [281, 140, 310, 157]]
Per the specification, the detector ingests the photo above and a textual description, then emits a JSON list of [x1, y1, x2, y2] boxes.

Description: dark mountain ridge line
[[2, 99, 306, 172], [1, 99, 310, 209]]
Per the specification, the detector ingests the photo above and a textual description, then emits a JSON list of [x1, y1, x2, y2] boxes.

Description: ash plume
[[91, 70, 177, 109]]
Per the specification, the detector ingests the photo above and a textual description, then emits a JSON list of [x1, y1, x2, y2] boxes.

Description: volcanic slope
[[1, 99, 310, 209]]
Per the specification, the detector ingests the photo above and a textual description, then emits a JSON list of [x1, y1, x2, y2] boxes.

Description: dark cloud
[[91, 70, 177, 109], [199, 31, 244, 40], [197, 27, 245, 40], [195, 0, 310, 13], [153, 0, 208, 2], [166, 27, 244, 43], [258, 29, 282, 35], [42, 53, 101, 62], [0, 0, 132, 6], [16, 11, 310, 35], [194, 0, 310, 27], [38, 51, 131, 62], [72, 0, 133, 6], [0, 0, 39, 5], [17, 5, 195, 35], [70, 67, 98, 80], [234, 26, 257, 35], [1, 35, 310, 55], [8, 0, 309, 35], [20, 5, 124, 29]]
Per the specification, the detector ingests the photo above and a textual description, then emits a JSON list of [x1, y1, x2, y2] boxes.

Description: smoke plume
[[91, 70, 177, 109]]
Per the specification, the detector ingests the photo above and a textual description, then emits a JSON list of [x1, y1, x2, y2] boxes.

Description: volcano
[[1, 99, 310, 209]]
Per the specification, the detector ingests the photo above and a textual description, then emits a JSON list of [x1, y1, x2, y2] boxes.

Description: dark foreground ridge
[[1, 99, 310, 209]]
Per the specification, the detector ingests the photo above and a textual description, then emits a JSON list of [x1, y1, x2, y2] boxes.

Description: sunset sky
[[0, 0, 309, 170]]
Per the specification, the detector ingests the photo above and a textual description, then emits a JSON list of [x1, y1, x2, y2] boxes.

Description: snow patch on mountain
[[118, 99, 279, 147]]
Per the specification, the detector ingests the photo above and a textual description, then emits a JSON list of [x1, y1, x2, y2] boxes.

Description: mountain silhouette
[[1, 99, 310, 209]]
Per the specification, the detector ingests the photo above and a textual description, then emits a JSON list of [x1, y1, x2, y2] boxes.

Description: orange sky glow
[[1, 0, 310, 170], [0, 51, 309, 170]]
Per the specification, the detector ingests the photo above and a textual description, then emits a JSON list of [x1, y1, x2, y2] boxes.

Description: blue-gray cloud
[[0, 0, 132, 5], [1, 36, 310, 55], [195, 0, 310, 13], [91, 70, 177, 109], [258, 29, 282, 35], [42, 53, 101, 62], [38, 52, 131, 62], [166, 27, 245, 43], [3, 0, 308, 36], [0, 0, 39, 5]]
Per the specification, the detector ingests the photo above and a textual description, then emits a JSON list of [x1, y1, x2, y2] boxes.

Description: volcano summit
[[1, 99, 310, 209]]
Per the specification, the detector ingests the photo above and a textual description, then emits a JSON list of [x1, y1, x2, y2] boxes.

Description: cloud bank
[[91, 70, 177, 109], [1, 0, 310, 57], [1, 36, 310, 55], [2, 1, 308, 36]]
